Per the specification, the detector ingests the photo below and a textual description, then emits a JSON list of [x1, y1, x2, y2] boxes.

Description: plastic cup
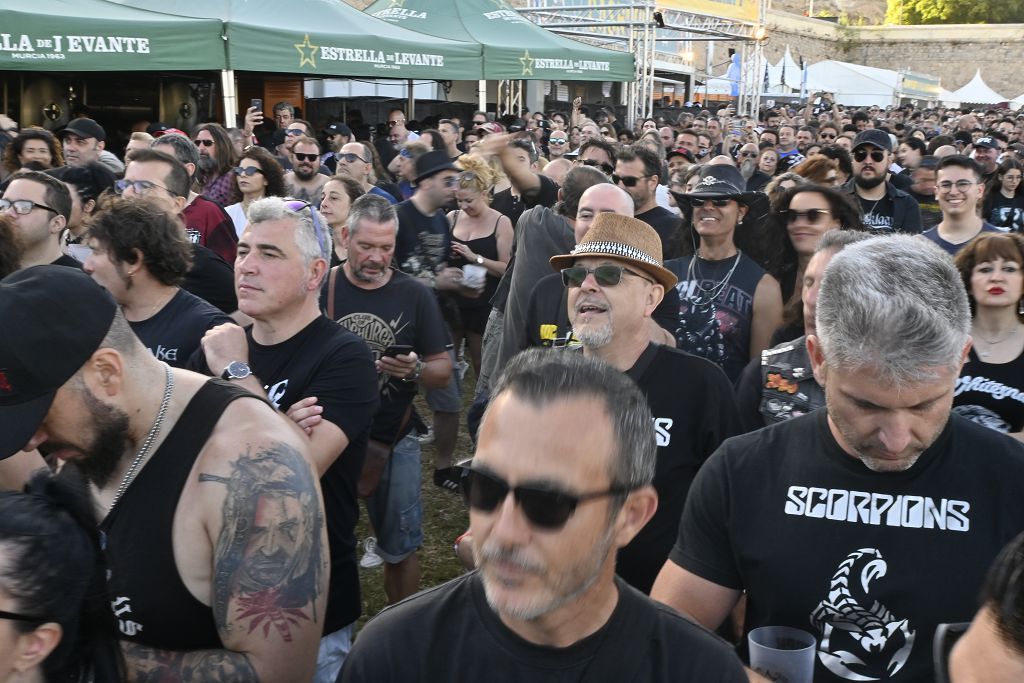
[[462, 264, 487, 289], [748, 626, 816, 683]]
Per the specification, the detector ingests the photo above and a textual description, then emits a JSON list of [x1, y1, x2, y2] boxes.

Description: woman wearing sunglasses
[[224, 147, 286, 238], [666, 165, 783, 383], [446, 157, 513, 381], [0, 468, 124, 682], [762, 184, 864, 342]]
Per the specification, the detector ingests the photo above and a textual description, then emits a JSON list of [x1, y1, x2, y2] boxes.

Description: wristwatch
[[402, 359, 424, 383], [221, 360, 252, 381], [475, 255, 484, 265]]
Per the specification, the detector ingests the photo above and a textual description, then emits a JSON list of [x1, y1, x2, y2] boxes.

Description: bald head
[[542, 157, 573, 186], [933, 145, 957, 159], [708, 155, 736, 167], [575, 183, 633, 244]]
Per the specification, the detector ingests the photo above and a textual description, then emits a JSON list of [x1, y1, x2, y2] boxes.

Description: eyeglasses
[[233, 166, 263, 176], [580, 159, 615, 175], [937, 180, 978, 193], [293, 153, 319, 162], [853, 148, 887, 163], [285, 128, 307, 137], [612, 174, 649, 188], [689, 197, 733, 208], [0, 198, 58, 215], [339, 153, 367, 163], [194, 139, 214, 148], [283, 200, 329, 260], [560, 264, 653, 288], [780, 208, 832, 225], [114, 179, 178, 197], [460, 467, 632, 530]]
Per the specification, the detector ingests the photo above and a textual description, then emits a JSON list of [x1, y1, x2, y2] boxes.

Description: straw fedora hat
[[549, 213, 677, 290]]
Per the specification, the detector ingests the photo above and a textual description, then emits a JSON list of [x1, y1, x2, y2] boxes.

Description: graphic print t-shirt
[[128, 288, 233, 368], [671, 410, 1024, 683], [954, 347, 1024, 433]]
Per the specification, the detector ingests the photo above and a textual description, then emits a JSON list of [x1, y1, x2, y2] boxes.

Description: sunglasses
[[233, 166, 263, 176], [549, 137, 567, 144], [114, 179, 178, 197], [457, 171, 478, 185], [340, 152, 367, 163], [293, 153, 319, 162], [472, 119, 487, 126], [780, 208, 832, 225], [689, 197, 733, 208], [399, 148, 414, 159], [612, 174, 649, 188], [738, 151, 758, 158], [560, 264, 653, 288], [283, 200, 329, 260], [580, 159, 614, 175], [853, 148, 887, 163], [194, 139, 214, 148], [0, 198, 58, 215], [460, 467, 632, 530], [388, 120, 405, 128], [820, 133, 837, 139], [285, 128, 307, 136]]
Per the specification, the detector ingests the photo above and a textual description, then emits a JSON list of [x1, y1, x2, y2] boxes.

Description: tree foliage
[[886, 0, 1024, 23]]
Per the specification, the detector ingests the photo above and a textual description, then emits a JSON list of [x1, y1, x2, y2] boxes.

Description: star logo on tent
[[519, 49, 534, 76], [388, 0, 405, 6], [295, 34, 318, 69]]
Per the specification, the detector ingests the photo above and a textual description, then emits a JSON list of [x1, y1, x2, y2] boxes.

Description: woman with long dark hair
[[1, 129, 63, 175], [983, 158, 1024, 232], [224, 147, 286, 238]]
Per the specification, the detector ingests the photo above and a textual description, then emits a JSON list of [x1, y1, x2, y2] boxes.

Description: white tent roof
[[951, 70, 1006, 104], [764, 46, 801, 94], [1011, 92, 1024, 109], [940, 88, 962, 107], [805, 60, 898, 107]]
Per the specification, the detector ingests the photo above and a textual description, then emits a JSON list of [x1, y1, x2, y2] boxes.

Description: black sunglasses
[[688, 197, 733, 207], [853, 148, 887, 162], [293, 152, 319, 162], [612, 173, 648, 188], [820, 133, 837, 139], [561, 264, 653, 288], [460, 467, 632, 530], [233, 166, 263, 176], [340, 152, 367, 163], [580, 159, 614, 175], [194, 139, 214, 147], [780, 208, 832, 225]]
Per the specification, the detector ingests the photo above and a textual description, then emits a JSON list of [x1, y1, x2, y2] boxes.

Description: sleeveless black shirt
[[100, 379, 262, 650]]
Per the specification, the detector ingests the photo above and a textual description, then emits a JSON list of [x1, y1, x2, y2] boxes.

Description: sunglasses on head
[[460, 467, 632, 530], [293, 152, 319, 162], [689, 197, 733, 207], [561, 264, 653, 288], [612, 173, 648, 188], [399, 148, 413, 159], [780, 208, 832, 225], [194, 139, 214, 148], [580, 159, 614, 175], [853, 148, 887, 163], [233, 166, 263, 176], [283, 200, 329, 261]]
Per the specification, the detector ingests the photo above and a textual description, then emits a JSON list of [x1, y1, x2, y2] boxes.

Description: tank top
[[100, 379, 264, 650], [450, 211, 501, 309], [665, 251, 765, 383]]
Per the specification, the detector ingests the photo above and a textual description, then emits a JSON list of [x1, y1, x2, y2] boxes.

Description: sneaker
[[417, 426, 434, 445], [433, 467, 461, 494], [360, 537, 383, 569]]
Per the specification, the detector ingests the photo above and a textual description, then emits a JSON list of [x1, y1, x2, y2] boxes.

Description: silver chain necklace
[[686, 249, 742, 305], [108, 363, 174, 512]]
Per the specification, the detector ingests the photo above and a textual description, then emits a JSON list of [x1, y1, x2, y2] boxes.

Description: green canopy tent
[[0, 0, 226, 72], [364, 0, 634, 82]]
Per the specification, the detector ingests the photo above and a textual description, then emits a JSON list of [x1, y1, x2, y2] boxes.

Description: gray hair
[[151, 133, 200, 177], [247, 196, 332, 266], [814, 229, 873, 255], [487, 349, 656, 490], [348, 194, 398, 235], [816, 235, 970, 383]]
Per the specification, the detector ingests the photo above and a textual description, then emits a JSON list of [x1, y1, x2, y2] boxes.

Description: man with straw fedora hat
[[546, 212, 740, 594]]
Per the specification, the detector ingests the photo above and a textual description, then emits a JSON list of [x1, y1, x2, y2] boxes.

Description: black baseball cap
[[323, 122, 352, 137], [973, 136, 999, 150], [852, 129, 892, 152], [61, 118, 106, 142], [0, 266, 117, 459]]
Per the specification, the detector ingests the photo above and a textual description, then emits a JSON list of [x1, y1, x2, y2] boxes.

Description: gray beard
[[740, 159, 756, 179], [197, 156, 217, 175]]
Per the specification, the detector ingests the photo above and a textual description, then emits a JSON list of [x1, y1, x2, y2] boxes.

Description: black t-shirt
[[394, 200, 451, 278], [672, 410, 1024, 683], [986, 192, 1024, 232], [51, 253, 82, 269], [128, 288, 232, 368], [523, 272, 679, 352], [339, 572, 747, 682], [910, 190, 942, 229], [857, 193, 897, 233], [322, 268, 452, 442], [189, 316, 379, 632], [954, 346, 1024, 433], [491, 174, 559, 229], [634, 206, 681, 257], [183, 243, 237, 314]]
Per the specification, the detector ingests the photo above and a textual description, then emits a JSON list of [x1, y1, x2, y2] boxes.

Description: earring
[[1018, 299, 1024, 316]]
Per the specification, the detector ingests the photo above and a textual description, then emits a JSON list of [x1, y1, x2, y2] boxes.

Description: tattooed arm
[[120, 435, 328, 683]]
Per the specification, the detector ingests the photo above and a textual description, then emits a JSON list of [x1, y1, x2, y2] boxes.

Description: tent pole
[[220, 69, 237, 129], [478, 80, 487, 113], [407, 79, 415, 121]]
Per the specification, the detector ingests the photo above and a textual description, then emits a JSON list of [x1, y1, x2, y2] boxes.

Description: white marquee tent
[[951, 70, 1007, 105], [805, 60, 899, 107]]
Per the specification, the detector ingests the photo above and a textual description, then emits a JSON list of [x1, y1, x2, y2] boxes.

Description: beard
[[854, 172, 885, 190], [43, 389, 133, 489], [294, 164, 317, 181], [197, 155, 217, 176], [740, 159, 756, 179]]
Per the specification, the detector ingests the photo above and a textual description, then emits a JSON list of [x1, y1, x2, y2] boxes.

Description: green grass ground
[[353, 380, 475, 629]]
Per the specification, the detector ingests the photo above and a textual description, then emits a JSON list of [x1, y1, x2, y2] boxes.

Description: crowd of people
[[1, 92, 1024, 681]]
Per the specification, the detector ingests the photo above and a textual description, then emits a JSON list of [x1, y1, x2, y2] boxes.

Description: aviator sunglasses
[[460, 467, 633, 530], [561, 264, 653, 288], [853, 148, 886, 163]]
